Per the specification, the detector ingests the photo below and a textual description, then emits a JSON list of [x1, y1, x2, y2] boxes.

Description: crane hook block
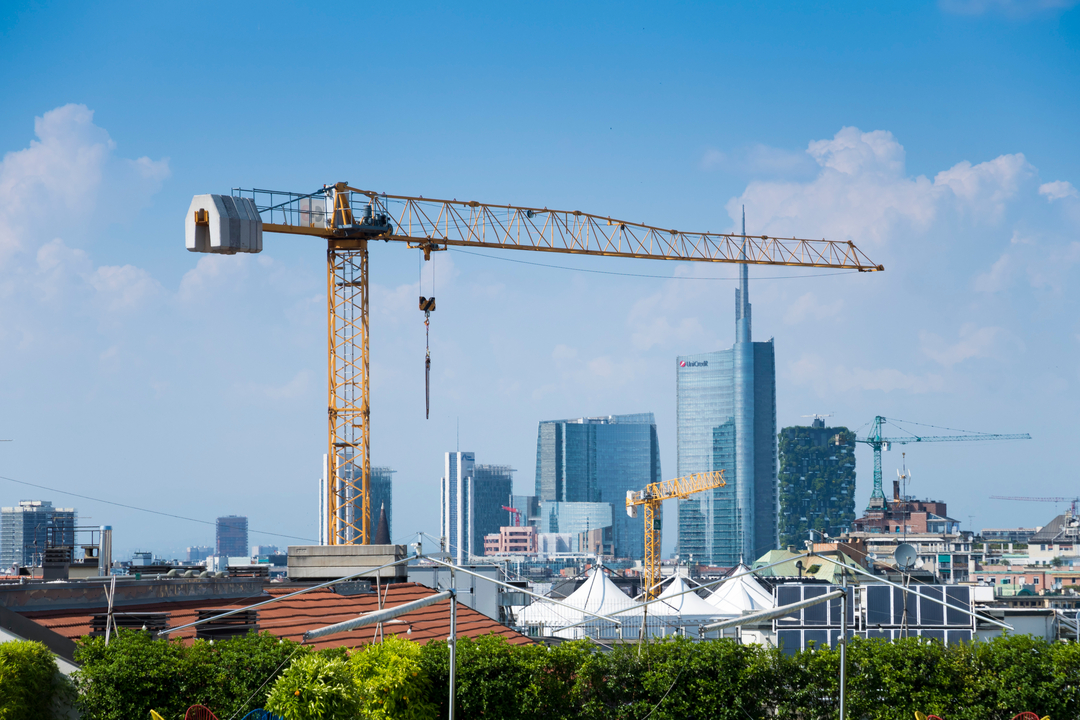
[[419, 296, 436, 312], [185, 194, 263, 254]]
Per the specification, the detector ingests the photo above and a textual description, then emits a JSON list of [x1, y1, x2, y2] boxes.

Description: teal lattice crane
[[857, 416, 1031, 511]]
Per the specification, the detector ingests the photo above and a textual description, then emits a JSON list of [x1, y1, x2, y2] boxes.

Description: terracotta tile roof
[[21, 582, 531, 650]]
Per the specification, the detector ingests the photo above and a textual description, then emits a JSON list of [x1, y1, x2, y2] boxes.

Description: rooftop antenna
[[897, 453, 912, 543], [456, 417, 459, 453]]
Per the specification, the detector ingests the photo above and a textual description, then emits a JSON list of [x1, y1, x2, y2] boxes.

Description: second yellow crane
[[626, 470, 725, 599]]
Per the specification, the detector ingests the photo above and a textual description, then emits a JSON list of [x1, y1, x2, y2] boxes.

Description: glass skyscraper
[[471, 464, 514, 557], [216, 515, 248, 558], [370, 466, 394, 541], [676, 238, 777, 567], [440, 453, 514, 562], [534, 413, 661, 560]]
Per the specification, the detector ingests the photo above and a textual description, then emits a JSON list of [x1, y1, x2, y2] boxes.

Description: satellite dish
[[895, 543, 917, 570]]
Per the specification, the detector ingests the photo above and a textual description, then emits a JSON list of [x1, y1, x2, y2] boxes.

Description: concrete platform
[[286, 545, 408, 582]]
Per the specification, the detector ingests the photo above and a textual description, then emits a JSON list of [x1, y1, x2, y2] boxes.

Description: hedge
[[71, 630, 1080, 720]]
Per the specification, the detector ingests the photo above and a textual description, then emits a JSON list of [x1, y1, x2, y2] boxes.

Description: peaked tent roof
[[706, 564, 774, 616], [518, 566, 641, 626], [648, 576, 723, 617]]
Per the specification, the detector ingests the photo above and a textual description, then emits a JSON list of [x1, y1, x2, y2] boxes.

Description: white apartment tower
[[441, 451, 475, 564]]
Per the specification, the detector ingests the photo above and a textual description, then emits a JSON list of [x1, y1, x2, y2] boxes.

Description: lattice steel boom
[[188, 183, 883, 546]]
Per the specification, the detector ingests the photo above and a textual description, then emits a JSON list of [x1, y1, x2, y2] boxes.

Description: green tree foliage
[[73, 629, 307, 720], [0, 640, 73, 720], [265, 653, 360, 720], [350, 635, 437, 720], [421, 635, 595, 720]]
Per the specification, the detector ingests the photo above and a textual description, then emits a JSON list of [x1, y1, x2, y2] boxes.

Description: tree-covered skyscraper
[[777, 419, 856, 548]]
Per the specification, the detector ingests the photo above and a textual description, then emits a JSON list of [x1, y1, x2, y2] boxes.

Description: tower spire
[[736, 205, 751, 343]]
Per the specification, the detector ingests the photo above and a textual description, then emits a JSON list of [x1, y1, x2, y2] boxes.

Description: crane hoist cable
[[419, 255, 436, 419]]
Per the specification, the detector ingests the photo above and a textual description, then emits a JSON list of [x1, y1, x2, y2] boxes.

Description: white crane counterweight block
[[185, 194, 263, 254]]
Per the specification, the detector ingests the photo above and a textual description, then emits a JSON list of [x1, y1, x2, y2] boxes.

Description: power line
[[449, 247, 860, 281], [0, 474, 315, 543]]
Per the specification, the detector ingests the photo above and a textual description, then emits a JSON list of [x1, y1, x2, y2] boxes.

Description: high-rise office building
[[676, 224, 778, 567], [471, 464, 514, 557], [441, 451, 474, 564], [370, 466, 394, 542], [440, 453, 514, 563], [0, 501, 76, 567], [216, 515, 248, 557], [777, 419, 856, 548], [534, 414, 661, 559]]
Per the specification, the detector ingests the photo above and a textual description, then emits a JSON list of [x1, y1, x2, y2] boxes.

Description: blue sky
[[1, 1, 1078, 559]]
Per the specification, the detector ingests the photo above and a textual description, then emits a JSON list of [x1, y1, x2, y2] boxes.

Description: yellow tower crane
[[626, 470, 726, 598], [186, 183, 882, 546]]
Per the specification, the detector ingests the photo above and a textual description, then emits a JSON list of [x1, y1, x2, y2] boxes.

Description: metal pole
[[1075, 609, 1079, 644], [303, 591, 453, 641], [839, 571, 847, 720], [448, 568, 457, 720]]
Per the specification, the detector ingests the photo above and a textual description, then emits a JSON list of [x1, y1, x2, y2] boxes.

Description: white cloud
[[700, 147, 726, 171], [727, 127, 1034, 244], [1027, 241, 1080, 291], [177, 254, 252, 303], [920, 324, 1002, 367], [0, 104, 169, 259], [783, 291, 843, 325], [790, 353, 946, 395], [27, 238, 163, 312], [626, 274, 714, 352], [933, 153, 1031, 219], [89, 264, 163, 311], [1039, 180, 1079, 202], [973, 254, 1012, 292], [808, 128, 906, 176]]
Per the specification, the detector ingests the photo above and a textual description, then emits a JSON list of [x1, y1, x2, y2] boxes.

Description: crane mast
[[627, 470, 725, 598], [187, 184, 883, 546]]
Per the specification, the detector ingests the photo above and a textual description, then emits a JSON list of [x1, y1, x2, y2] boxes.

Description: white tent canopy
[[648, 576, 723, 618], [706, 564, 775, 617], [517, 566, 641, 634]]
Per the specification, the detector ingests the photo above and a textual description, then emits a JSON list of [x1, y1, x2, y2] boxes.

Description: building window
[[1033, 578, 1039, 585]]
